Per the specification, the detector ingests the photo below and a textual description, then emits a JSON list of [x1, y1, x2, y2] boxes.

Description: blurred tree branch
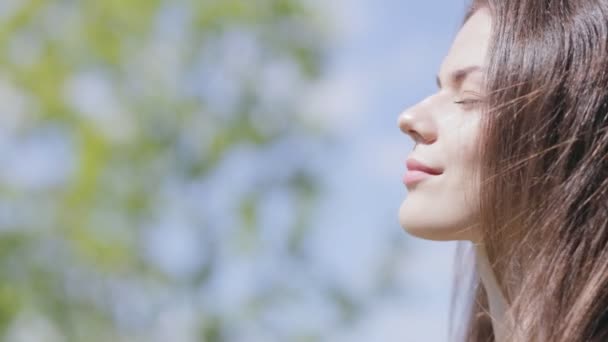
[[0, 0, 338, 341]]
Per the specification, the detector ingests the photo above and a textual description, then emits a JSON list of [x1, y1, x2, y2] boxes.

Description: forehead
[[439, 9, 492, 79]]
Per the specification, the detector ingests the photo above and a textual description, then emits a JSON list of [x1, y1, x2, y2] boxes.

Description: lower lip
[[403, 170, 438, 186]]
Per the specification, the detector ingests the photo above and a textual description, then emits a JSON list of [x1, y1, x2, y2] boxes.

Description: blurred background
[[0, 0, 472, 341]]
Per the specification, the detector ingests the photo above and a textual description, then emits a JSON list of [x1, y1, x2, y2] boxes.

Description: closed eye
[[454, 98, 481, 105], [454, 91, 483, 108]]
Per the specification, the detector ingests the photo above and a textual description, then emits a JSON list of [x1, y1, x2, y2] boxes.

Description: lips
[[405, 158, 443, 175], [403, 158, 443, 186]]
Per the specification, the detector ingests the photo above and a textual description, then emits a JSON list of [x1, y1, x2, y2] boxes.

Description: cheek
[[449, 115, 482, 190]]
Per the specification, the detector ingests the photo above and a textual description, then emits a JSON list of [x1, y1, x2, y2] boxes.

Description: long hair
[[457, 0, 608, 340]]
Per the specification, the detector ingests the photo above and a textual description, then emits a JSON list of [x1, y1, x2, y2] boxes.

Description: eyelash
[[453, 98, 482, 108], [454, 99, 479, 105]]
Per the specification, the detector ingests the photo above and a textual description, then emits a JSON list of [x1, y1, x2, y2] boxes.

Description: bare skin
[[397, 9, 508, 340]]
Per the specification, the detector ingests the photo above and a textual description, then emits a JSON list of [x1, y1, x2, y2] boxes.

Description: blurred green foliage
[[0, 0, 334, 341]]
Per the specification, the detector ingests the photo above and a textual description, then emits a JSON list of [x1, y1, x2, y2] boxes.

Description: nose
[[397, 102, 438, 144]]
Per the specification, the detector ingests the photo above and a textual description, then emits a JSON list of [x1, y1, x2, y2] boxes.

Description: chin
[[398, 199, 475, 241], [399, 194, 478, 241], [400, 223, 472, 241]]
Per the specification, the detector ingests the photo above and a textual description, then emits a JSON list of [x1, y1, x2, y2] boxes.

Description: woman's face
[[397, 9, 492, 241]]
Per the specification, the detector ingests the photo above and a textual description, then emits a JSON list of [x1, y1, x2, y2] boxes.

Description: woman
[[398, 0, 608, 341]]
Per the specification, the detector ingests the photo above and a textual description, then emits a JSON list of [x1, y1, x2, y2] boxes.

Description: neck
[[474, 243, 509, 342]]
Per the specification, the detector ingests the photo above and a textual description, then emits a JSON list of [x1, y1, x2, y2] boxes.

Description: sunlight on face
[[397, 9, 492, 241]]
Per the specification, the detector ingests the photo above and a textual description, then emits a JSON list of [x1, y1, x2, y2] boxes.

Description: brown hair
[[456, 0, 608, 341]]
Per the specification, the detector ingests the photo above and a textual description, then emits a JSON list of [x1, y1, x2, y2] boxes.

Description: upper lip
[[406, 158, 443, 175]]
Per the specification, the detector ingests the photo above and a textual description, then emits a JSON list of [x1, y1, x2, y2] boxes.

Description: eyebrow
[[436, 65, 482, 90]]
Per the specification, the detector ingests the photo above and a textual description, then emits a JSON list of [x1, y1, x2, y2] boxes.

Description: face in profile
[[397, 9, 492, 241]]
